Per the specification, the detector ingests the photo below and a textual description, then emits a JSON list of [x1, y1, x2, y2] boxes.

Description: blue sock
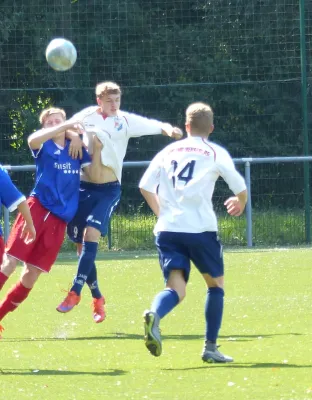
[[86, 263, 102, 299], [151, 288, 180, 319], [205, 287, 224, 343], [71, 241, 98, 295]]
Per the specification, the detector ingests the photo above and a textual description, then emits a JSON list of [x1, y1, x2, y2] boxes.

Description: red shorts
[[5, 197, 66, 273], [0, 236, 4, 265]]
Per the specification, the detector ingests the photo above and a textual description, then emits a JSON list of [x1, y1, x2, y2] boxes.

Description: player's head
[[96, 81, 121, 117], [185, 102, 214, 137], [39, 107, 66, 128]]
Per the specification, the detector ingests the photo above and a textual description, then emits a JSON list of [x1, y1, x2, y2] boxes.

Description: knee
[[20, 265, 42, 289], [206, 275, 224, 289], [84, 227, 101, 243], [168, 286, 186, 302], [1, 255, 17, 276]]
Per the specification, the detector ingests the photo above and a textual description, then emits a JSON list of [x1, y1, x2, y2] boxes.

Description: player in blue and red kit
[[0, 107, 102, 336], [0, 166, 35, 275]]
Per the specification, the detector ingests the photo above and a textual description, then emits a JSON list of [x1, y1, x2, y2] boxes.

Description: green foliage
[[0, 0, 310, 160], [8, 93, 52, 157]]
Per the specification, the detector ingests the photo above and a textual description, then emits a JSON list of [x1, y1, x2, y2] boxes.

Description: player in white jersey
[[139, 102, 247, 362], [56, 81, 183, 323]]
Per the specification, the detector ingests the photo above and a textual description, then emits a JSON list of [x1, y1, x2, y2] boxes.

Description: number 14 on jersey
[[171, 160, 196, 188]]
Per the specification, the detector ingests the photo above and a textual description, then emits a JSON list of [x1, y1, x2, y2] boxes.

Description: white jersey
[[139, 136, 247, 234], [72, 106, 164, 182]]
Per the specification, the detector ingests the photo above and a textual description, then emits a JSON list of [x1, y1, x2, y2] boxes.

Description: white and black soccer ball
[[45, 38, 77, 72]]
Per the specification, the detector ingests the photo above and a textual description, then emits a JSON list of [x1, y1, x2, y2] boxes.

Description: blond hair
[[95, 81, 121, 98], [186, 102, 214, 135], [39, 107, 66, 125]]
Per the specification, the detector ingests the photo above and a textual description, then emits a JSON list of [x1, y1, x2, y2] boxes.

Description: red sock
[[0, 271, 9, 290], [0, 281, 32, 321]]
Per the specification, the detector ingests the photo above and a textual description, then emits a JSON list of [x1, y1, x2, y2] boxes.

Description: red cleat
[[56, 291, 81, 313], [92, 296, 106, 323]]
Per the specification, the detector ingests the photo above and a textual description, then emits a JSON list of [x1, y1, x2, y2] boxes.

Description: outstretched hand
[[171, 127, 183, 140], [162, 123, 183, 140], [68, 134, 88, 159]]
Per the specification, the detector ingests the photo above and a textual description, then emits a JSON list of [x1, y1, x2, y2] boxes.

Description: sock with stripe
[[0, 281, 31, 321], [71, 241, 98, 295], [86, 263, 102, 299]]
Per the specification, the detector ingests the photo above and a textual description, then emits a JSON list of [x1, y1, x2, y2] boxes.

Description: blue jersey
[[30, 139, 91, 222], [0, 166, 26, 236]]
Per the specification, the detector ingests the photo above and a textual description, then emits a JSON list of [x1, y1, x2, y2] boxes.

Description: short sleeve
[[216, 148, 247, 195], [0, 167, 26, 211], [139, 150, 165, 193]]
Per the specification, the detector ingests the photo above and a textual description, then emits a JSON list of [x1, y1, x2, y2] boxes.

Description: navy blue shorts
[[155, 231, 224, 283], [67, 181, 121, 243]]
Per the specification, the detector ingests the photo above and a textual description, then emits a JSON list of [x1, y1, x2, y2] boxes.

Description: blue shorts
[[67, 181, 121, 243], [155, 231, 224, 283]]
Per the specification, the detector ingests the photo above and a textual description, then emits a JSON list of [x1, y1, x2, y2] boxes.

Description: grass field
[[1, 248, 312, 400]]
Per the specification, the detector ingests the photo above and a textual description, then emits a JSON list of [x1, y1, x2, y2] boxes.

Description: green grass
[[1, 248, 312, 400]]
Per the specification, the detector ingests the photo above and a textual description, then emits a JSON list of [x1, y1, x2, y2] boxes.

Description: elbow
[[140, 188, 148, 198], [27, 138, 37, 150]]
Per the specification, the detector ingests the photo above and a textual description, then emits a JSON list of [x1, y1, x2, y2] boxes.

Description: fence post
[[244, 160, 253, 247], [299, 0, 311, 243], [108, 220, 112, 249]]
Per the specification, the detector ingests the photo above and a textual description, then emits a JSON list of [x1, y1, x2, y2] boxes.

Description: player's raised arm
[[28, 108, 82, 150], [66, 127, 87, 160], [161, 123, 183, 140]]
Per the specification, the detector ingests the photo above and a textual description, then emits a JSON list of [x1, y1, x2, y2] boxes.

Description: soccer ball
[[45, 38, 77, 71]]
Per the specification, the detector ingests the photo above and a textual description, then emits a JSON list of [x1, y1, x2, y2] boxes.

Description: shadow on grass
[[2, 332, 304, 342], [162, 362, 312, 370], [0, 368, 127, 376]]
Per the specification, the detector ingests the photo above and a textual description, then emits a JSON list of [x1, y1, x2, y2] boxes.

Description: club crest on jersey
[[114, 118, 123, 131]]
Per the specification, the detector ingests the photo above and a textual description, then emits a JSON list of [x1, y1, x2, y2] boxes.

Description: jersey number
[[171, 160, 196, 188]]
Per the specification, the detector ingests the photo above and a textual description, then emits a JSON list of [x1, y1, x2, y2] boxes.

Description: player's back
[[154, 136, 243, 233]]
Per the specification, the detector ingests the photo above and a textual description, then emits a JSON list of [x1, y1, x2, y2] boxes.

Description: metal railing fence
[[2, 156, 312, 249]]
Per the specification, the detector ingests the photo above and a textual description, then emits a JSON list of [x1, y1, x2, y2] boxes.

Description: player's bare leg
[[0, 255, 18, 290], [0, 264, 42, 336]]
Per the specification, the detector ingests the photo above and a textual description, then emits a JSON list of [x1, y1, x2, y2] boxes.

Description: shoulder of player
[[0, 165, 9, 180], [117, 110, 138, 124], [72, 105, 98, 120], [118, 110, 159, 124], [204, 141, 231, 158]]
